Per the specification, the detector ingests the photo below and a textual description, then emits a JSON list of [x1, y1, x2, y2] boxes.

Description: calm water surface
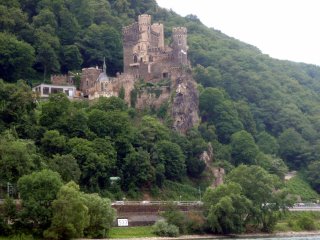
[[203, 237, 320, 240]]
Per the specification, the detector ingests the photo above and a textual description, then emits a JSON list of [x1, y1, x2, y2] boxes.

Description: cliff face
[[133, 68, 199, 134], [171, 72, 199, 134]]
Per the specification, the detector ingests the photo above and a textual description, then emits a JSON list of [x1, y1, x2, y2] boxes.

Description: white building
[[32, 83, 77, 99]]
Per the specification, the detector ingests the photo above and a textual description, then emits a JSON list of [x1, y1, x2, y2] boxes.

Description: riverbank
[[80, 230, 320, 240]]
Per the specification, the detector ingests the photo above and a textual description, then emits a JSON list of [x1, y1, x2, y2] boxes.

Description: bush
[[152, 220, 179, 237], [297, 215, 317, 231]]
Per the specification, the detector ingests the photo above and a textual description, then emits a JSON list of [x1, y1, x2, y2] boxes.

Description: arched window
[[133, 55, 138, 63]]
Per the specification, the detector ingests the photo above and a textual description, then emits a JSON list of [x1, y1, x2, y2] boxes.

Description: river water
[[206, 237, 320, 240]]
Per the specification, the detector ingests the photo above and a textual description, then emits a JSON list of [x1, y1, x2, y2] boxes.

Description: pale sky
[[156, 0, 320, 66]]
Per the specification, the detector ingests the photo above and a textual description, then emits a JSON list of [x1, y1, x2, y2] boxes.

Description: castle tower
[[137, 14, 152, 63], [172, 27, 188, 65]]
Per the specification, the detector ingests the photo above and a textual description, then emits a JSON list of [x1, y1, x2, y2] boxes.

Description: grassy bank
[[275, 212, 320, 232], [108, 226, 155, 238]]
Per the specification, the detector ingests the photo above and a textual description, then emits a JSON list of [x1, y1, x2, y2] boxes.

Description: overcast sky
[[156, 0, 320, 66]]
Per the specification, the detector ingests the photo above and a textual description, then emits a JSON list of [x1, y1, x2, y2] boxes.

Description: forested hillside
[[1, 0, 320, 193], [1, 0, 320, 237]]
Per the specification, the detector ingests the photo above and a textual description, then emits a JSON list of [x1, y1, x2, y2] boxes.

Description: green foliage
[[83, 193, 115, 238], [156, 180, 199, 201], [152, 220, 179, 237], [278, 128, 311, 169], [0, 135, 40, 184], [277, 212, 320, 232], [0, 80, 36, 136], [306, 160, 320, 193], [44, 182, 89, 240], [256, 131, 279, 155], [119, 85, 125, 100], [41, 130, 66, 156], [256, 153, 288, 179], [203, 182, 252, 234], [162, 205, 187, 234], [230, 130, 259, 166], [17, 169, 63, 231], [47, 154, 81, 183], [226, 165, 288, 232], [285, 175, 319, 201], [199, 88, 243, 143], [122, 148, 155, 189], [0, 33, 35, 81], [152, 140, 186, 181]]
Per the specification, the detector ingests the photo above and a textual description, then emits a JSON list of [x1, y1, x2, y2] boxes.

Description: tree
[[122, 148, 155, 189], [227, 165, 287, 232], [67, 137, 116, 190], [57, 8, 80, 45], [306, 160, 320, 193], [34, 26, 60, 79], [199, 88, 243, 143], [17, 169, 63, 230], [88, 109, 132, 139], [256, 153, 288, 179], [230, 130, 259, 166], [41, 130, 66, 156], [278, 128, 310, 169], [256, 131, 279, 155], [0, 80, 36, 132], [78, 23, 122, 75], [152, 140, 186, 181], [83, 193, 115, 238], [44, 181, 89, 240], [134, 116, 170, 152], [203, 182, 252, 234], [0, 135, 40, 184], [48, 154, 81, 183], [60, 45, 83, 73], [0, 33, 35, 81], [40, 93, 71, 131], [91, 96, 127, 112]]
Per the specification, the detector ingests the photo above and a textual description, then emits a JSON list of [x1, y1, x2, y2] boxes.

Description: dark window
[[133, 55, 138, 63], [51, 88, 63, 94], [149, 55, 153, 62], [163, 72, 169, 78], [43, 87, 49, 95]]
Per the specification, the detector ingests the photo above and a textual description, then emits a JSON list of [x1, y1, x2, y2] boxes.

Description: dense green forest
[[1, 0, 320, 238]]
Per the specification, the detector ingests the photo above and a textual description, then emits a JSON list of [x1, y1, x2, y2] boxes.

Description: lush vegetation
[[275, 212, 320, 232], [1, 0, 320, 238]]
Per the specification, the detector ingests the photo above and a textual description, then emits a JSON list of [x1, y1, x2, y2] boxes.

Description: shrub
[[152, 220, 179, 237], [297, 215, 316, 231]]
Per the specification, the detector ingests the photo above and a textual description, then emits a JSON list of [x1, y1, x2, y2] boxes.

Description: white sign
[[117, 218, 129, 227]]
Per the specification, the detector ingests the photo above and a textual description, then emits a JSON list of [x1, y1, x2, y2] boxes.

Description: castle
[[122, 14, 189, 81], [33, 14, 199, 133]]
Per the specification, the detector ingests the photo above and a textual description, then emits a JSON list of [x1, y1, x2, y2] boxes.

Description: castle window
[[86, 80, 89, 87], [101, 82, 104, 91], [133, 55, 138, 63], [163, 72, 169, 78], [149, 55, 153, 62], [178, 39, 182, 45]]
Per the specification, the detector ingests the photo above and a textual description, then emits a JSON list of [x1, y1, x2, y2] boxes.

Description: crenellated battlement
[[172, 27, 187, 35]]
